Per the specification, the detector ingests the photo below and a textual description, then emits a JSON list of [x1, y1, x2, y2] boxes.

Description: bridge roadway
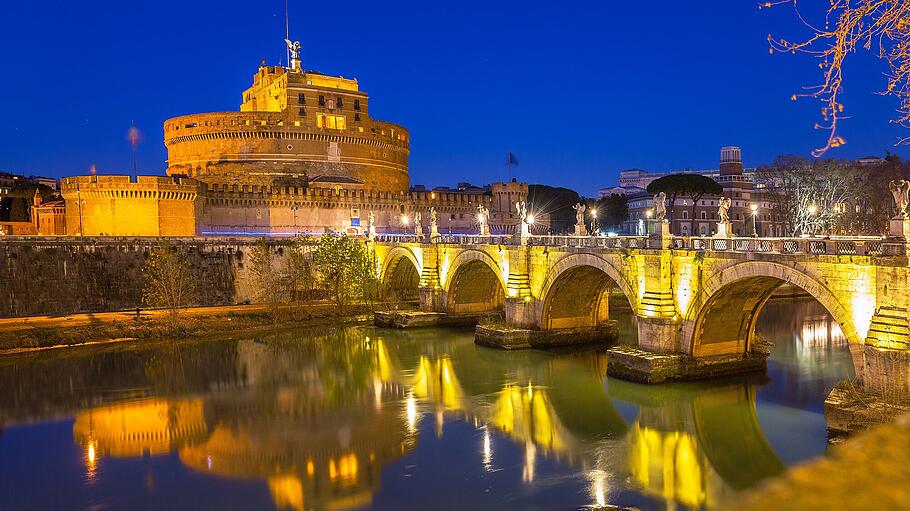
[[373, 231, 910, 396]]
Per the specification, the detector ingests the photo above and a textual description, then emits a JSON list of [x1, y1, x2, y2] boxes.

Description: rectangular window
[[317, 113, 346, 130], [298, 93, 305, 104], [298, 107, 306, 116], [318, 95, 325, 106], [354, 113, 361, 122], [337, 97, 344, 108], [354, 99, 360, 111]]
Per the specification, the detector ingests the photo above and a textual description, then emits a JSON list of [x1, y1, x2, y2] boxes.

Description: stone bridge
[[372, 232, 910, 397]]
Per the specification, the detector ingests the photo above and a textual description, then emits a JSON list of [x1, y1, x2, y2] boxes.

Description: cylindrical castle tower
[[164, 63, 410, 193]]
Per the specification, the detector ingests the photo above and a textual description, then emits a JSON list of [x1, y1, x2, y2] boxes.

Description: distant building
[[616, 147, 789, 237]]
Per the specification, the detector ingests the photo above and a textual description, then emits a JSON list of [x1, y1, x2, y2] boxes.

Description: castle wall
[[164, 113, 409, 193], [61, 176, 201, 236], [0, 237, 290, 318]]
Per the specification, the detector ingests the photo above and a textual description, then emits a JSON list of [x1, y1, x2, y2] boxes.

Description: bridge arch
[[682, 261, 861, 357], [380, 247, 421, 303], [443, 249, 507, 313], [538, 253, 637, 330]]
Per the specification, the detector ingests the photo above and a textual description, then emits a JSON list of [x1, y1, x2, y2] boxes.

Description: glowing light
[[401, 215, 410, 226], [849, 268, 876, 340], [808, 204, 818, 215], [406, 393, 418, 434], [477, 214, 485, 223], [590, 209, 597, 215], [750, 203, 758, 214], [675, 261, 694, 316], [588, 469, 608, 508], [87, 442, 96, 464], [646, 209, 653, 219], [526, 214, 536, 225], [522, 440, 536, 483], [482, 428, 493, 472]]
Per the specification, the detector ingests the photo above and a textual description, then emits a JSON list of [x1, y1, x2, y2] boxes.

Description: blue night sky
[[0, 0, 907, 195]]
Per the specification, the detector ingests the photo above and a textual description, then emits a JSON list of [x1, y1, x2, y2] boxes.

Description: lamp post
[[807, 204, 818, 236], [400, 214, 409, 234], [750, 203, 758, 237], [645, 209, 653, 235], [590, 208, 598, 236]]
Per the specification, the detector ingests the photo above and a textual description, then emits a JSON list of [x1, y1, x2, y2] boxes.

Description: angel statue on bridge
[[718, 197, 732, 224], [573, 203, 586, 226], [890, 180, 910, 218], [653, 192, 667, 222], [516, 201, 528, 223]]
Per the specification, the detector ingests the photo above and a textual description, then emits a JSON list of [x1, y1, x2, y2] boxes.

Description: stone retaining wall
[[0, 237, 294, 318]]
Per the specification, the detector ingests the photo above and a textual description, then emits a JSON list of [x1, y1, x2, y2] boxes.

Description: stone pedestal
[[606, 346, 768, 384], [637, 316, 681, 353], [476, 322, 618, 350], [504, 297, 537, 329], [415, 226, 424, 238], [419, 286, 443, 312], [479, 223, 489, 236], [430, 225, 439, 241], [863, 345, 910, 401], [890, 217, 910, 238], [368, 225, 377, 241], [714, 221, 733, 238], [574, 223, 587, 236]]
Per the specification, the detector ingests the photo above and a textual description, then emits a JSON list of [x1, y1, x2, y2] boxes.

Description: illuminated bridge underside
[[374, 236, 910, 392]]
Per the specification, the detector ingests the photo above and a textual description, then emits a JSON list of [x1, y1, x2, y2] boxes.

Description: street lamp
[[750, 203, 758, 237], [526, 214, 536, 225], [807, 204, 817, 236], [400, 214, 409, 233], [590, 208, 598, 235]]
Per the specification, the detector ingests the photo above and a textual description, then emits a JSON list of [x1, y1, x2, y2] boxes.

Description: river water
[[0, 299, 854, 511]]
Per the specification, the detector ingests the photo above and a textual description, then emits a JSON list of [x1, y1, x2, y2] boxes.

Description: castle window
[[318, 95, 325, 106], [326, 99, 335, 109], [298, 93, 305, 104], [299, 107, 306, 117], [354, 99, 360, 111], [317, 113, 346, 130], [354, 113, 361, 122], [337, 97, 344, 108]]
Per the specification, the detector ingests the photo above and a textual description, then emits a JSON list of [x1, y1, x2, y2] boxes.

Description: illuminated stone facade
[[55, 54, 525, 237], [373, 236, 910, 397], [165, 62, 409, 193]]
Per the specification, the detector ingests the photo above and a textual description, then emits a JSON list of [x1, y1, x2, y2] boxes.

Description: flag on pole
[[508, 152, 519, 166]]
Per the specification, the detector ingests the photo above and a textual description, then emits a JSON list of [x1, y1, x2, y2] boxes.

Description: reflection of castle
[[59, 330, 786, 511], [50, 41, 530, 237], [72, 398, 207, 458]]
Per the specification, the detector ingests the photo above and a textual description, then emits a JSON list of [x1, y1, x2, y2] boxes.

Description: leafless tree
[[765, 0, 910, 155]]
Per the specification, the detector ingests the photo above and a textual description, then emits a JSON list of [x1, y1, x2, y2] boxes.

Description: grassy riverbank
[[0, 303, 374, 353]]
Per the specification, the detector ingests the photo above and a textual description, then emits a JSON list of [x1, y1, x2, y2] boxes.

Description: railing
[[668, 236, 905, 256], [372, 233, 907, 256]]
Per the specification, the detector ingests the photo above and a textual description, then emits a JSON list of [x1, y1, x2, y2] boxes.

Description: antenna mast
[[285, 0, 290, 66]]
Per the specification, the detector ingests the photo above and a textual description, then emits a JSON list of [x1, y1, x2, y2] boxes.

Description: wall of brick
[[0, 237, 293, 318]]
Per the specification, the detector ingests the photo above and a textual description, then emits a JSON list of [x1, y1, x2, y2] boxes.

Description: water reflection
[[0, 299, 854, 510]]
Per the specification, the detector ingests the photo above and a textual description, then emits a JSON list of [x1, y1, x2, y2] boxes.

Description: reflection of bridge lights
[[588, 469, 608, 508], [522, 440, 537, 483], [206, 454, 213, 471], [800, 315, 846, 348], [482, 428, 493, 472], [85, 441, 98, 480], [373, 377, 383, 410], [406, 393, 418, 434]]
